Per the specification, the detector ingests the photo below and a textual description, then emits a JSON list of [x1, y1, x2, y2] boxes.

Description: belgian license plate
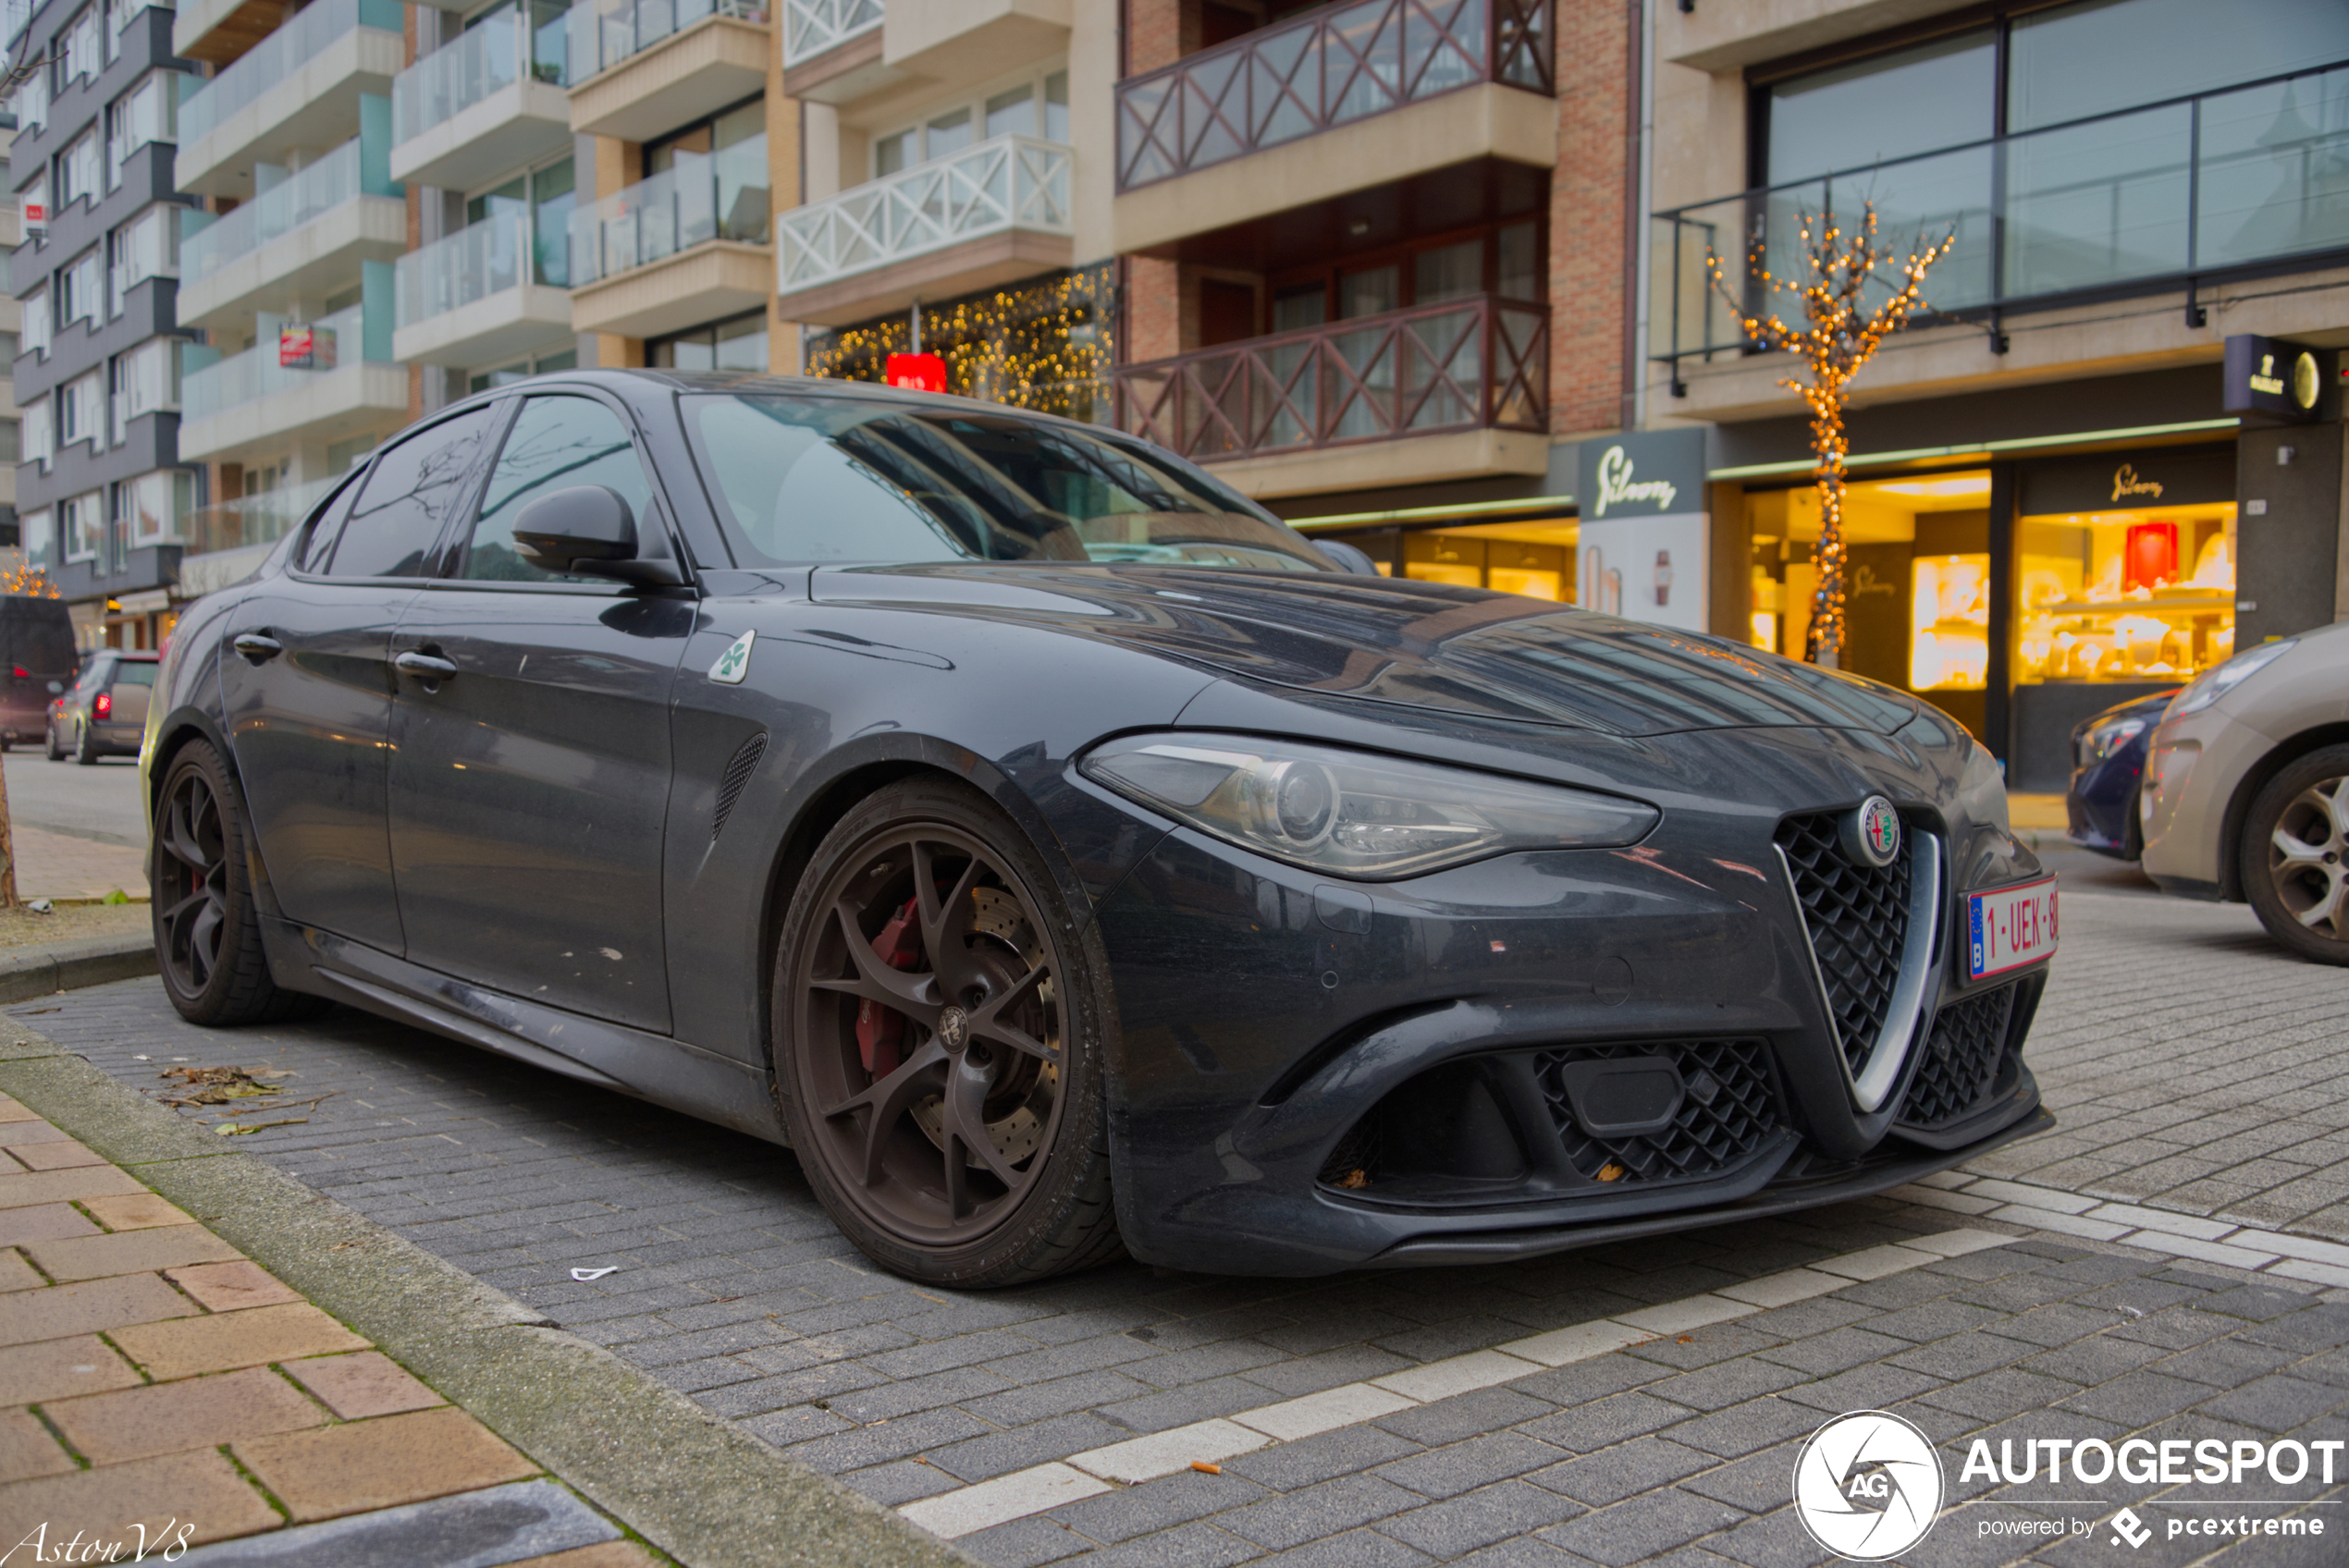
[[1967, 876, 2059, 980]]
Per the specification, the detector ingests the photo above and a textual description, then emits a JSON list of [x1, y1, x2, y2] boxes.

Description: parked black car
[[50, 649, 160, 763], [142, 373, 2056, 1286], [0, 594, 81, 753], [2064, 689, 2178, 859]]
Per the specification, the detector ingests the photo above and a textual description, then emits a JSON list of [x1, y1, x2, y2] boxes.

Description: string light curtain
[[805, 264, 1115, 423], [1708, 205, 1953, 668]]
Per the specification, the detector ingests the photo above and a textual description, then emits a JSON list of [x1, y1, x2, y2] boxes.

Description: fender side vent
[[710, 732, 769, 842]]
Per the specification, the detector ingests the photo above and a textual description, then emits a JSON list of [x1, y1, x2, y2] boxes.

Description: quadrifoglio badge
[[1794, 1411, 2342, 1560]]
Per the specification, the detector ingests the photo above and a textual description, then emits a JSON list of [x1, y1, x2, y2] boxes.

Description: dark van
[[0, 596, 81, 752]]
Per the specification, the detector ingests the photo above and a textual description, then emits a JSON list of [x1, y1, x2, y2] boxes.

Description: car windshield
[[113, 663, 156, 687], [683, 393, 1330, 573]]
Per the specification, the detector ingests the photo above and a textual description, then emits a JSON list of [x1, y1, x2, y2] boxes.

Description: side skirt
[[264, 918, 791, 1145]]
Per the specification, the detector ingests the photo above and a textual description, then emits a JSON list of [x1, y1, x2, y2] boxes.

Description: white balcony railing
[[781, 0, 878, 67], [180, 139, 371, 284], [183, 301, 375, 421], [397, 213, 567, 326], [568, 0, 766, 80], [184, 476, 338, 557], [179, 0, 404, 145], [569, 138, 769, 286], [394, 4, 569, 145], [779, 134, 1072, 294]]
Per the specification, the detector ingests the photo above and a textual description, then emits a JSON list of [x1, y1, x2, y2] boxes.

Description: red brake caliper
[[856, 897, 921, 1079]]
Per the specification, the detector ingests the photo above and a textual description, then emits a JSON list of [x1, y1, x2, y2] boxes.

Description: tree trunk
[[0, 752, 21, 911]]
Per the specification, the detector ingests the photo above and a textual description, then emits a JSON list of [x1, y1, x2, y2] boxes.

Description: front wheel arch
[[2217, 721, 2349, 900]]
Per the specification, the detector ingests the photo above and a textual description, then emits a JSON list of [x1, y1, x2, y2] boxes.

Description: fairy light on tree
[[1709, 203, 1954, 668]]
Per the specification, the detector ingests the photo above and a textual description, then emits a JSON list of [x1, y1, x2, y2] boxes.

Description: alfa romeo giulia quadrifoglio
[[142, 372, 2056, 1287]]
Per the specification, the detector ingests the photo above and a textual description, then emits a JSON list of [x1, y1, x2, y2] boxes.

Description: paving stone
[[1224, 1424, 1425, 1491], [1529, 1438, 1716, 1507], [166, 1259, 302, 1314], [280, 1351, 449, 1419], [0, 1270, 195, 1346], [1517, 1391, 1691, 1455], [1371, 1388, 1555, 1448], [23, 1224, 242, 1281], [2194, 1373, 2349, 1433], [111, 1302, 369, 1379], [1215, 1474, 1430, 1551], [48, 1364, 327, 1464], [1047, 1465, 1275, 1545], [0, 1448, 278, 1547], [0, 1201, 101, 1247], [0, 1406, 74, 1480], [1539, 1488, 1746, 1568]]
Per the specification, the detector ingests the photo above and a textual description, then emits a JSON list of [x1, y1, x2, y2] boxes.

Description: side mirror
[[45, 681, 62, 695], [511, 485, 685, 587]]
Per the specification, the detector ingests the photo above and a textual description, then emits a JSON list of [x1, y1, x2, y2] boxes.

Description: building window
[[648, 312, 766, 373], [20, 509, 54, 570], [21, 291, 49, 358], [9, 71, 48, 131], [111, 205, 179, 307], [874, 67, 1069, 177], [59, 371, 105, 449], [20, 169, 48, 239], [1265, 219, 1544, 339], [64, 8, 102, 83], [60, 132, 101, 211], [59, 250, 102, 328], [644, 102, 768, 243], [106, 73, 180, 190], [0, 332, 18, 362], [466, 348, 576, 395], [464, 156, 573, 288], [20, 400, 51, 470], [123, 471, 193, 546], [0, 420, 19, 464], [117, 337, 185, 423], [64, 491, 105, 563]]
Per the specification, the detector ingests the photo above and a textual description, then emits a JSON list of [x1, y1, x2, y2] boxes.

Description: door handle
[[392, 651, 459, 680], [231, 632, 282, 664]]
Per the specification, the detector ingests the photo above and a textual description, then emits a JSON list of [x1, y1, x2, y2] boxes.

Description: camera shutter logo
[[1792, 1410, 1944, 1561]]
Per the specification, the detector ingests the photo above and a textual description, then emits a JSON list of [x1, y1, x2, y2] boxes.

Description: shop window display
[[1310, 520, 1578, 600], [2014, 501, 2235, 681]]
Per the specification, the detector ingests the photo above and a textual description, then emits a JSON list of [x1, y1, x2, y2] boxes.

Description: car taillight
[[94, 692, 111, 717], [10, 667, 23, 679]]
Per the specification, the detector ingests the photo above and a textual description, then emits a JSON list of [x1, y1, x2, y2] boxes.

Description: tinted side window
[[328, 407, 498, 579], [462, 396, 655, 583]]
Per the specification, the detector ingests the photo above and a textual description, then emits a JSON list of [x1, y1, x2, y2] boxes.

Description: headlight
[[1079, 733, 1658, 878], [2077, 717, 2147, 767], [2169, 640, 2296, 717]]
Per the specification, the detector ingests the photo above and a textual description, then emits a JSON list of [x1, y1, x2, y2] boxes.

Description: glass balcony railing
[[397, 213, 568, 326], [180, 0, 405, 146], [394, 4, 569, 145], [183, 301, 385, 422], [779, 133, 1071, 295], [568, 0, 767, 81], [179, 137, 394, 285], [568, 139, 769, 286], [1116, 293, 1547, 462], [183, 475, 338, 557], [1114, 0, 1555, 193], [1653, 59, 2349, 385], [781, 0, 877, 68]]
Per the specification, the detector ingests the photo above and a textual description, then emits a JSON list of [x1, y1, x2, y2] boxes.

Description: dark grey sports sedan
[[143, 371, 2054, 1287]]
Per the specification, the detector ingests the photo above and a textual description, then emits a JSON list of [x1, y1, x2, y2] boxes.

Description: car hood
[[810, 564, 1919, 738]]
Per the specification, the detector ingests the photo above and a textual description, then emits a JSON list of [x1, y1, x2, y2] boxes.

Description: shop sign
[[2019, 449, 2235, 516], [884, 352, 948, 393], [278, 325, 336, 371], [2223, 334, 2331, 423], [1575, 428, 1707, 520]]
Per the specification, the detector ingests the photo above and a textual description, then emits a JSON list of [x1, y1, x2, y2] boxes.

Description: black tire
[[153, 740, 327, 1023], [773, 777, 1123, 1288], [2121, 785, 2145, 861], [74, 721, 98, 766], [2242, 744, 2349, 966], [43, 721, 62, 762]]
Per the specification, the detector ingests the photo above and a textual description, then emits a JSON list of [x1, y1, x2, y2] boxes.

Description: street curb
[[0, 1021, 974, 1568], [0, 932, 157, 1003]]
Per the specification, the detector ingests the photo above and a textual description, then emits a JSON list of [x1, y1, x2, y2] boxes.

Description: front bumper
[[1077, 723, 2052, 1276]]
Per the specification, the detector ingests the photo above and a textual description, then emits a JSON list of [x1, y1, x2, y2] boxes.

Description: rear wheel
[[74, 721, 98, 766], [2243, 745, 2349, 966], [43, 721, 62, 761], [153, 740, 326, 1023], [774, 778, 1122, 1287]]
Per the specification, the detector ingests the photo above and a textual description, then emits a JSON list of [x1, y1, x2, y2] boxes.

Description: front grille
[[1777, 811, 1912, 1081], [1900, 986, 2017, 1129], [1535, 1040, 1778, 1184]]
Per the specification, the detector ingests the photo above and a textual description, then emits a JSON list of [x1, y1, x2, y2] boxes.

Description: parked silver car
[[2141, 620, 2349, 963], [48, 649, 158, 764]]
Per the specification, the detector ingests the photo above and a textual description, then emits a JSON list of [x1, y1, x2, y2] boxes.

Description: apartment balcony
[[392, 7, 573, 194], [177, 0, 407, 199], [1652, 58, 2349, 412], [777, 134, 1072, 325], [569, 0, 770, 144], [568, 144, 770, 338], [396, 214, 573, 368], [1112, 0, 1556, 258], [178, 301, 408, 463], [179, 476, 340, 597], [780, 0, 888, 103], [1116, 294, 1548, 497], [784, 0, 1069, 107], [178, 135, 407, 330]]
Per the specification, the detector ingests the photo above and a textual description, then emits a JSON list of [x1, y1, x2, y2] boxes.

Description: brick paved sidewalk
[[0, 1086, 657, 1567]]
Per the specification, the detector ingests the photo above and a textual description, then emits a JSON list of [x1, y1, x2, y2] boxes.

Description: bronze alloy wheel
[[152, 741, 328, 1024], [2244, 745, 2349, 966], [776, 779, 1121, 1286]]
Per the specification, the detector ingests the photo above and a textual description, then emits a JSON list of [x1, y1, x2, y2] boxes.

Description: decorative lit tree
[[1709, 203, 1954, 668], [0, 565, 59, 599]]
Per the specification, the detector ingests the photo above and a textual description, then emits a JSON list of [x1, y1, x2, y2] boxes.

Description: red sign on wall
[[279, 325, 338, 371], [884, 352, 947, 394]]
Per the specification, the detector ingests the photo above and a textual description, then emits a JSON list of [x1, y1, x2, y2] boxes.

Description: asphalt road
[[1, 749, 145, 847]]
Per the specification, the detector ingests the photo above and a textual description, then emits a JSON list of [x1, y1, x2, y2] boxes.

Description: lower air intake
[[1899, 986, 2017, 1130], [1535, 1039, 1778, 1183]]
